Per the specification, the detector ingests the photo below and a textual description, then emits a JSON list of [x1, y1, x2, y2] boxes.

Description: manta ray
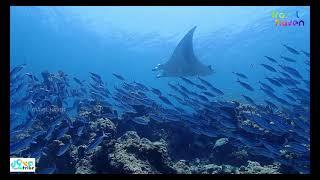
[[152, 26, 214, 78]]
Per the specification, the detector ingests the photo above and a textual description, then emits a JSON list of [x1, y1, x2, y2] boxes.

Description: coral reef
[[73, 129, 281, 174], [238, 161, 281, 174], [89, 118, 116, 134], [91, 131, 176, 174]]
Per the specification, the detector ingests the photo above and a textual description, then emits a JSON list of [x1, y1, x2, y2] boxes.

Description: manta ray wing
[[155, 26, 213, 77]]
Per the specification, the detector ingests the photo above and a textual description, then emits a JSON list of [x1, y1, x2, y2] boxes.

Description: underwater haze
[[10, 6, 310, 174]]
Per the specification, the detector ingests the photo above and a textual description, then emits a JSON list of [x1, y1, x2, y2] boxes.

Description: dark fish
[[86, 132, 108, 153], [301, 50, 310, 57], [241, 125, 264, 135], [260, 87, 277, 99], [168, 82, 179, 92], [303, 80, 310, 86], [180, 76, 196, 85], [187, 90, 199, 97], [258, 81, 275, 92], [11, 83, 26, 95], [137, 91, 147, 98], [31, 130, 46, 139], [131, 116, 150, 125], [265, 77, 282, 87], [176, 89, 189, 98], [194, 83, 207, 90], [133, 81, 149, 91], [10, 129, 23, 137], [209, 86, 224, 95], [149, 114, 165, 123], [236, 79, 254, 91], [232, 72, 248, 79], [264, 56, 278, 63], [280, 56, 296, 62], [275, 96, 291, 106], [197, 76, 213, 88], [262, 142, 281, 156], [56, 126, 69, 139], [89, 72, 102, 80], [90, 76, 103, 85], [112, 73, 125, 81], [278, 71, 292, 79], [77, 126, 85, 136], [56, 143, 71, 156], [33, 75, 39, 82], [288, 88, 309, 98], [260, 64, 277, 72], [292, 117, 309, 130], [178, 84, 191, 94], [90, 83, 104, 92], [114, 86, 128, 95], [241, 95, 255, 105], [105, 88, 111, 95], [50, 117, 63, 128], [282, 44, 300, 55], [168, 93, 187, 105], [274, 77, 298, 86], [174, 106, 186, 113], [90, 91, 105, 100], [219, 118, 237, 129], [278, 65, 303, 79], [158, 95, 173, 105], [264, 100, 277, 109], [10, 136, 34, 155], [189, 126, 203, 135], [11, 73, 25, 83], [285, 142, 308, 154], [285, 94, 297, 102], [236, 136, 261, 147], [248, 114, 271, 130], [73, 77, 83, 86], [201, 130, 219, 138], [44, 126, 55, 140], [150, 87, 162, 96], [10, 64, 26, 76], [197, 94, 209, 102], [202, 91, 216, 98]]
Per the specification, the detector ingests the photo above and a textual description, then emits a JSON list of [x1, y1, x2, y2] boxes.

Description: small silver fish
[[213, 138, 229, 150]]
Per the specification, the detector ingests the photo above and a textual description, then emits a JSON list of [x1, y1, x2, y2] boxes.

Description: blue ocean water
[[10, 6, 310, 104], [10, 6, 310, 174]]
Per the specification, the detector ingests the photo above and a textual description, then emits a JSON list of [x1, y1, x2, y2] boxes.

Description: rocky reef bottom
[[74, 130, 281, 174], [12, 111, 307, 174]]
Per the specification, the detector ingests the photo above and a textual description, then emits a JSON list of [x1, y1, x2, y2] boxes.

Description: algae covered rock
[[173, 160, 191, 174], [238, 160, 281, 174], [89, 118, 116, 134], [93, 131, 176, 174]]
